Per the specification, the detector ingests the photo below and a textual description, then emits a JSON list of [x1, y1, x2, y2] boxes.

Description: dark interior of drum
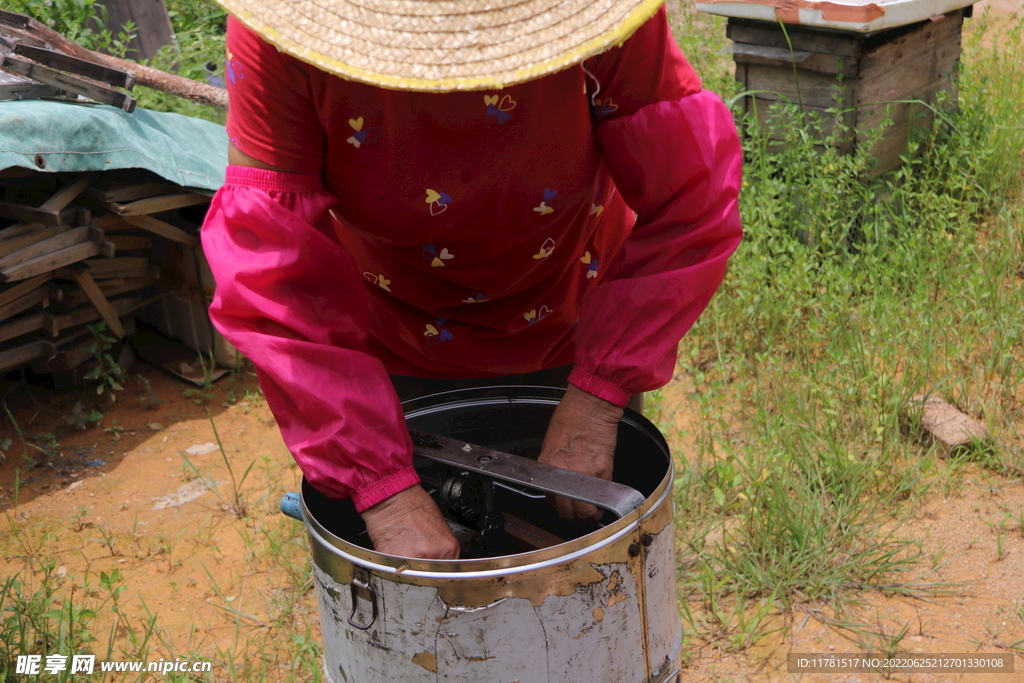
[[303, 387, 670, 558]]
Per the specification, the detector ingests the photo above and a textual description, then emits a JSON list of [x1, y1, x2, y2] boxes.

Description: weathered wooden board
[[90, 214, 128, 230], [12, 43, 135, 89], [0, 312, 44, 343], [742, 62, 853, 109], [46, 295, 139, 337], [0, 202, 86, 227], [100, 192, 208, 216], [0, 69, 63, 101], [63, 276, 155, 309], [107, 234, 153, 251], [70, 265, 125, 338], [0, 340, 53, 374], [728, 20, 862, 58], [0, 273, 50, 310], [0, 225, 72, 259], [96, 0, 177, 62], [0, 282, 48, 322], [122, 214, 198, 245], [858, 13, 964, 84], [87, 264, 155, 281], [38, 174, 93, 213], [747, 97, 858, 150], [81, 256, 149, 276], [89, 181, 177, 204], [0, 223, 46, 241], [0, 225, 91, 272], [732, 43, 858, 77], [0, 240, 100, 283], [0, 55, 136, 112]]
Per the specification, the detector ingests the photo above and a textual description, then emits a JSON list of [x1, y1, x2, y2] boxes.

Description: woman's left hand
[[537, 384, 623, 523]]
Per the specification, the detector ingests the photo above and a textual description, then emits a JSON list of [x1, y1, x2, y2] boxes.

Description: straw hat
[[216, 0, 665, 91]]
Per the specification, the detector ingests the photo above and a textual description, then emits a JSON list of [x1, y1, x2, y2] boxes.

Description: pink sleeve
[[569, 19, 743, 406], [201, 166, 420, 511]]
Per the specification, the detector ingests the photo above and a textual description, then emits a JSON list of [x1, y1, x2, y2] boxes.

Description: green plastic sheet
[[0, 100, 227, 193]]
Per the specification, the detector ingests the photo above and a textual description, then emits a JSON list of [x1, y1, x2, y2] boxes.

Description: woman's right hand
[[359, 485, 461, 560]]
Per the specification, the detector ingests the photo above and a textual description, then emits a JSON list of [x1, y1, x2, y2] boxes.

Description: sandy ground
[[975, 0, 1021, 16], [0, 362, 1022, 681]]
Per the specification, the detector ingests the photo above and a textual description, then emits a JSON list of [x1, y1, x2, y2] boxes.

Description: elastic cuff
[[568, 367, 632, 408], [351, 467, 421, 513], [224, 165, 324, 194]]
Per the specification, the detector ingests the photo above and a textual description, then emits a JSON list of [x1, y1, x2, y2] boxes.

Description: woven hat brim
[[216, 0, 665, 91]]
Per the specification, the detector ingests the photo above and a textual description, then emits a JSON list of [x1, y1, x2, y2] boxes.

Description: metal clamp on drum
[[409, 431, 646, 519]]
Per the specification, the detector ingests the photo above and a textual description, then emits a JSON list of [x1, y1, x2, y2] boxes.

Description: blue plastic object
[[280, 492, 303, 521]]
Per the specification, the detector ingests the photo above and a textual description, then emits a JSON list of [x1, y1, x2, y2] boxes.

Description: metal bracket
[[347, 576, 378, 631], [410, 431, 646, 519]]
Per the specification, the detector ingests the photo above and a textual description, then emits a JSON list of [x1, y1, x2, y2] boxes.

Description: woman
[[202, 0, 743, 559]]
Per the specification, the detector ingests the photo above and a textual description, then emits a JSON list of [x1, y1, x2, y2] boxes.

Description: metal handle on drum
[[651, 668, 681, 683], [347, 576, 378, 630], [410, 431, 646, 519]]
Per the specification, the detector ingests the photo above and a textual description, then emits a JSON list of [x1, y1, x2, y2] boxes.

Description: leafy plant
[[84, 323, 125, 402], [65, 401, 104, 431], [136, 375, 163, 410], [104, 419, 125, 438], [70, 506, 92, 533]]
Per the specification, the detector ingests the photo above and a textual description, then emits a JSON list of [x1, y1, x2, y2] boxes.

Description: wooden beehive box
[[730, 8, 968, 172]]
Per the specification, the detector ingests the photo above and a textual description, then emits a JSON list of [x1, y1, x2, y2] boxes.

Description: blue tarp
[[0, 100, 227, 193]]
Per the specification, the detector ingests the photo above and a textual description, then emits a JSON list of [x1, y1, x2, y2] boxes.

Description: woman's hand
[[537, 384, 623, 523], [360, 485, 461, 559]]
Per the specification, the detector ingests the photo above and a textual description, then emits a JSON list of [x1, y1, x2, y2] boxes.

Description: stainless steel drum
[[294, 386, 681, 683]]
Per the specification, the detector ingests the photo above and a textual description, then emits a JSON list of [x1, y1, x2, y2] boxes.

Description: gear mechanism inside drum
[[302, 387, 670, 560]]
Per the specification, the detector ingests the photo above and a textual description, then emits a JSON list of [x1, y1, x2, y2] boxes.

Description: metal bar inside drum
[[410, 431, 646, 519]]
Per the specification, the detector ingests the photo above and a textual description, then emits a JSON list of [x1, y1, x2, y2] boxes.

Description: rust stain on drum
[[433, 557, 608, 607], [605, 570, 629, 607], [411, 651, 438, 672]]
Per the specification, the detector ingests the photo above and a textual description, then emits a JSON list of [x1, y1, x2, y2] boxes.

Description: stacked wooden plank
[[0, 166, 209, 376], [0, 9, 138, 111], [0, 8, 226, 111]]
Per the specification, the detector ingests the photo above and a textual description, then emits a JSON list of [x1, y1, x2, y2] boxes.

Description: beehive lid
[[695, 0, 975, 33]]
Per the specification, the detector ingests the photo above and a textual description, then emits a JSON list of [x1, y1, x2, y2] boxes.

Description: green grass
[[664, 0, 1024, 650]]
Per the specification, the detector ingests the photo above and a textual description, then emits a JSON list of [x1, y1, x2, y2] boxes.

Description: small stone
[[147, 422, 164, 431], [911, 395, 990, 449], [185, 442, 219, 456], [151, 479, 221, 510], [55, 565, 67, 578]]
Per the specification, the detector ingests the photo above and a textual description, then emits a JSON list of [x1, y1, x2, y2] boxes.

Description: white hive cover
[[695, 0, 977, 33]]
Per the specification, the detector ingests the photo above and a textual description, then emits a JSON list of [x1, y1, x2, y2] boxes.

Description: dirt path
[[975, 0, 1021, 16]]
